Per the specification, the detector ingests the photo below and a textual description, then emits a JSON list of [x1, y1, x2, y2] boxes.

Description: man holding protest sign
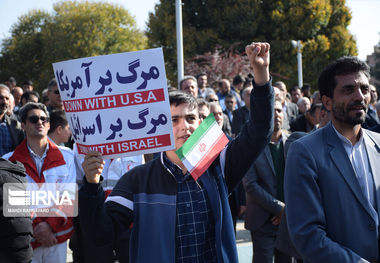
[[79, 42, 274, 263]]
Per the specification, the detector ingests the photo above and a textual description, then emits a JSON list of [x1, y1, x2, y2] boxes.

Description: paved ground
[[236, 220, 253, 263], [66, 219, 253, 263]]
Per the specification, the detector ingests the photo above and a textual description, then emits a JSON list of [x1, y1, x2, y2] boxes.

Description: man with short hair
[[273, 81, 298, 128], [0, 84, 24, 156], [48, 110, 72, 146], [47, 79, 64, 113], [232, 86, 252, 136], [197, 97, 210, 121], [232, 74, 245, 94], [20, 90, 40, 106], [217, 79, 242, 111], [11, 86, 23, 106], [206, 93, 219, 103], [362, 84, 379, 129], [79, 42, 274, 263], [301, 83, 312, 99], [290, 103, 321, 133], [179, 75, 198, 97], [224, 94, 236, 125], [243, 100, 291, 263], [210, 101, 232, 137], [197, 72, 214, 98], [22, 80, 34, 91], [3, 102, 75, 263], [290, 86, 302, 104], [285, 56, 380, 262], [297, 97, 311, 114], [5, 76, 17, 89]]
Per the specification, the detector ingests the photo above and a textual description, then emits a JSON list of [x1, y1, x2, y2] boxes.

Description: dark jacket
[[363, 108, 380, 129], [79, 80, 274, 263], [4, 114, 25, 150], [232, 106, 250, 136], [0, 158, 33, 263], [290, 114, 314, 133]]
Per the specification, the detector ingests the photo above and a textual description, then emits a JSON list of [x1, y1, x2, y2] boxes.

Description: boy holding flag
[[79, 42, 274, 263]]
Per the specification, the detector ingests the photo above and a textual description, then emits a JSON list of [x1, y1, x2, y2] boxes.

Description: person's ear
[[322, 95, 332, 112], [56, 125, 63, 134]]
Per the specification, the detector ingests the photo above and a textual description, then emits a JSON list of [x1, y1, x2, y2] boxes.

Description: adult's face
[[298, 98, 311, 114], [273, 101, 284, 131], [325, 71, 370, 126], [210, 104, 224, 128], [23, 84, 33, 91], [48, 85, 63, 109], [291, 89, 302, 104], [243, 87, 252, 108], [12, 87, 23, 105], [273, 87, 283, 104], [22, 94, 39, 106], [225, 97, 236, 112], [207, 94, 219, 103], [59, 124, 72, 144], [170, 103, 200, 150], [197, 75, 207, 89], [275, 83, 287, 103], [0, 88, 10, 115], [181, 79, 198, 97], [198, 105, 210, 122], [220, 80, 230, 95], [370, 85, 377, 104], [22, 109, 50, 139]]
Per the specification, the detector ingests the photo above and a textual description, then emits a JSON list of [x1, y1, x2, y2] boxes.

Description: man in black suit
[[232, 86, 252, 136], [273, 81, 298, 131], [362, 84, 379, 129]]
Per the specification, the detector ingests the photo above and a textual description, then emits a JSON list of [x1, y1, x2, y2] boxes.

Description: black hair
[[196, 97, 210, 110], [48, 110, 68, 134], [318, 56, 370, 98], [232, 74, 244, 86], [21, 91, 40, 104], [19, 102, 49, 123], [169, 90, 198, 111], [309, 103, 322, 116]]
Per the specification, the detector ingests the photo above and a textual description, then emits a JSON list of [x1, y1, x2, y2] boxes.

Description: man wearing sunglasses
[[47, 79, 64, 114], [3, 102, 76, 263]]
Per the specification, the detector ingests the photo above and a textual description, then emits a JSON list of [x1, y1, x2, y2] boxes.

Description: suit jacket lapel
[[363, 131, 380, 216], [265, 132, 288, 177], [325, 123, 376, 219]]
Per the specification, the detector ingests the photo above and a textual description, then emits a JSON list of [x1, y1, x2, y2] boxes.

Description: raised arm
[[223, 42, 274, 191]]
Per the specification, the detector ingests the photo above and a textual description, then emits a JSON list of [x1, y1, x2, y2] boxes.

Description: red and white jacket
[[4, 139, 76, 249]]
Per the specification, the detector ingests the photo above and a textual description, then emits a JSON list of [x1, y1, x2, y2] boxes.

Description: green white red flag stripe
[[176, 114, 229, 181]]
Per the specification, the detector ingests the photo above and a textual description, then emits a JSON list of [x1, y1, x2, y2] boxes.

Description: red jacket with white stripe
[[5, 139, 76, 249]]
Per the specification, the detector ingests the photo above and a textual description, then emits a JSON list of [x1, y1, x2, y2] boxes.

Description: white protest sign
[[52, 48, 175, 159]]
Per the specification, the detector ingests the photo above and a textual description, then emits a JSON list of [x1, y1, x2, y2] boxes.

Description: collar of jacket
[[9, 138, 66, 183]]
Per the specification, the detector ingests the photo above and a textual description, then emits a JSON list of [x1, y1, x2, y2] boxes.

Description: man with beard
[[243, 100, 291, 263], [47, 79, 64, 114], [0, 84, 24, 156], [363, 84, 380, 129], [285, 56, 380, 262]]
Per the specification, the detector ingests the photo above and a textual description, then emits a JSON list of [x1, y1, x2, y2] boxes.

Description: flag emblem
[[176, 114, 228, 181]]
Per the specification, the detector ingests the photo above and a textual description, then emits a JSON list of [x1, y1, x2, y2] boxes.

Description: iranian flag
[[176, 114, 229, 181]]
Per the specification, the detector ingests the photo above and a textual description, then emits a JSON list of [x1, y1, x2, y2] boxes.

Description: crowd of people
[[0, 41, 380, 263]]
